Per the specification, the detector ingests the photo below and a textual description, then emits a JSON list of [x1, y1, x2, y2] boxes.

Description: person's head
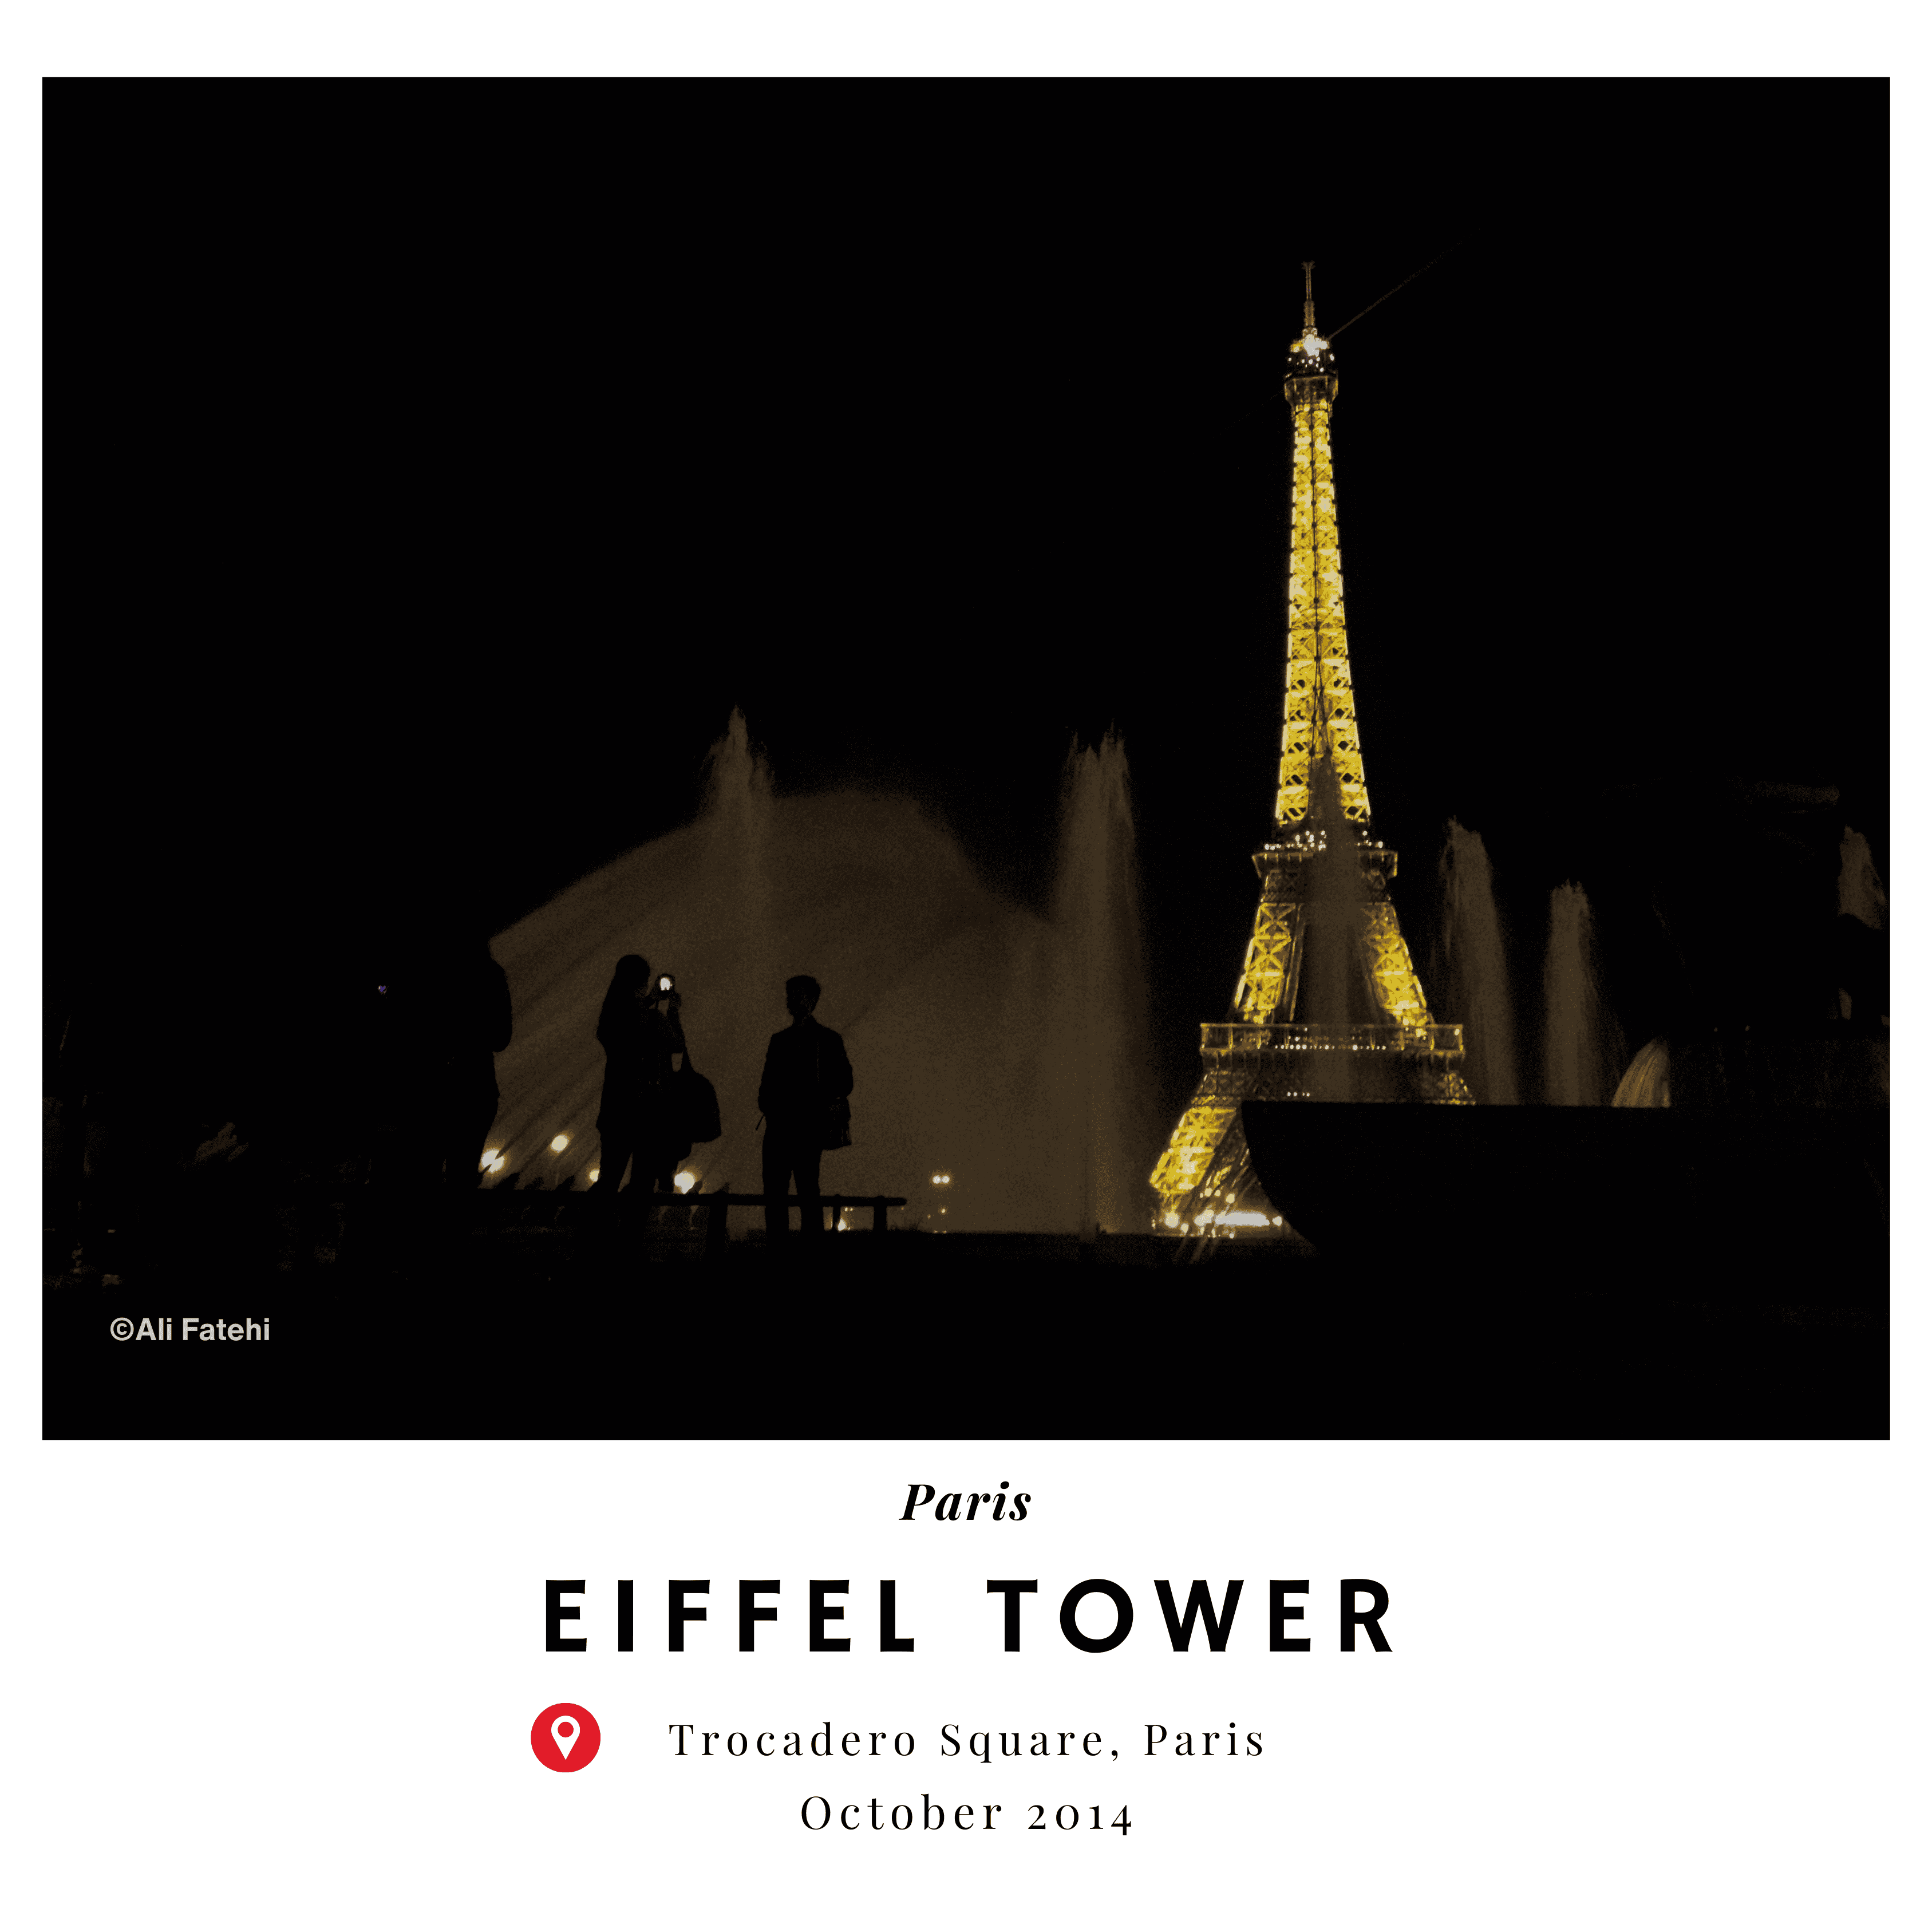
[[785, 974, 821, 1018], [603, 950, 657, 1012], [598, 954, 654, 1034], [611, 954, 653, 995]]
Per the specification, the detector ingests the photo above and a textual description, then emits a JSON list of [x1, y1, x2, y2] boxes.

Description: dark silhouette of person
[[592, 954, 686, 1202], [428, 931, 513, 1187], [757, 974, 852, 1240]]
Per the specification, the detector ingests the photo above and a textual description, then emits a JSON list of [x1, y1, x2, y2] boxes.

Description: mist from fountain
[[1433, 819, 1520, 1104], [697, 708, 779, 1016], [1541, 881, 1626, 1107], [1836, 827, 1887, 930], [483, 714, 1160, 1234], [1042, 728, 1162, 1235]]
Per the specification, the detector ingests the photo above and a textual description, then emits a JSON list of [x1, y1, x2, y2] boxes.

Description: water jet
[[483, 714, 1159, 1235]]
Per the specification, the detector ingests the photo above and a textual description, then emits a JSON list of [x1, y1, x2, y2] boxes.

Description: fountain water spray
[[1836, 827, 1887, 931], [1433, 819, 1519, 1104], [482, 713, 1158, 1234], [1045, 729, 1160, 1238], [1541, 882, 1625, 1107]]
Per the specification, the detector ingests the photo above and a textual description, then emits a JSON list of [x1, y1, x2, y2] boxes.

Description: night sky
[[48, 86, 1889, 1141]]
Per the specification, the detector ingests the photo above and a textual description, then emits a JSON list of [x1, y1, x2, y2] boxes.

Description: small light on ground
[[674, 1171, 697, 1194], [586, 1168, 600, 1184], [550, 1135, 569, 1152]]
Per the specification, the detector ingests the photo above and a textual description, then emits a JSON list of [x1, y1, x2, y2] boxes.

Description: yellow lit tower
[[1149, 263, 1471, 1236]]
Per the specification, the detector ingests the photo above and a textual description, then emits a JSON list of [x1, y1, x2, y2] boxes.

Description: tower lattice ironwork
[[1149, 264, 1471, 1236]]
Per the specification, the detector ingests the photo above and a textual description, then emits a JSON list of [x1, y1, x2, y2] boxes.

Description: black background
[[48, 84, 1890, 1141]]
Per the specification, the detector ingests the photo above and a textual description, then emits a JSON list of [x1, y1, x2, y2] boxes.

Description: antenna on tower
[[1302, 261, 1317, 337]]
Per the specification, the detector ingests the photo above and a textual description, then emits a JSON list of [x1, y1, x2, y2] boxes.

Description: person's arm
[[757, 1037, 775, 1118], [830, 1033, 854, 1100], [662, 994, 686, 1060]]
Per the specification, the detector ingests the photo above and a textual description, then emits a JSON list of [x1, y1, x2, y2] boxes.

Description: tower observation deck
[[1149, 264, 1471, 1236]]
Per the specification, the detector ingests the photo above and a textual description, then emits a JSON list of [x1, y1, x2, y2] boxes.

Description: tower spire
[[1302, 260, 1317, 338]]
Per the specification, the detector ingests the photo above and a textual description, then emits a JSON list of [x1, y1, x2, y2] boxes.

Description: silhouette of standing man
[[758, 975, 852, 1240]]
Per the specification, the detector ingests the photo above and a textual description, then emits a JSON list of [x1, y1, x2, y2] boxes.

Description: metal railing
[[703, 1191, 908, 1254]]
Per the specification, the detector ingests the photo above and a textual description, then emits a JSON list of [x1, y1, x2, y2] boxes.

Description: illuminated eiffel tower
[[1149, 264, 1471, 1236]]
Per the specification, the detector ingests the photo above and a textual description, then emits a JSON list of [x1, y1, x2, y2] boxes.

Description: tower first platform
[[1150, 265, 1470, 1236]]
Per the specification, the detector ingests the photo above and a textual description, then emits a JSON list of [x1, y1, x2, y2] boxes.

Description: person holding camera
[[757, 974, 852, 1241], [592, 954, 685, 1202]]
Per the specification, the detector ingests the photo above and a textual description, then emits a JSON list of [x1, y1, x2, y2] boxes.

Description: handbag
[[816, 1034, 852, 1151], [673, 1057, 722, 1145]]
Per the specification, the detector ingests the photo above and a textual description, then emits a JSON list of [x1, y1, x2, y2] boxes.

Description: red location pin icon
[[531, 1703, 600, 1772]]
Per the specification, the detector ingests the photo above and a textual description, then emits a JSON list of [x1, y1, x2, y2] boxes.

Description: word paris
[[547, 1578, 1393, 1654], [901, 1483, 1029, 1522]]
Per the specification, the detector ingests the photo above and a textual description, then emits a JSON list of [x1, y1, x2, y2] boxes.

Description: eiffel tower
[[1149, 264, 1471, 1235]]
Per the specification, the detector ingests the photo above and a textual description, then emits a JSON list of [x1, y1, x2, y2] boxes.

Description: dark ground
[[43, 1186, 1887, 1441]]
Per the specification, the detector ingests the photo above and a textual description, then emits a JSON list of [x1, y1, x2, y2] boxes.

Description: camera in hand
[[656, 974, 675, 996]]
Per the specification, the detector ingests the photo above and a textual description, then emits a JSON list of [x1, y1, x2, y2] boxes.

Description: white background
[[11, 1436, 1925, 1926], [13, 45, 1927, 1932], [7, 2, 1913, 77]]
